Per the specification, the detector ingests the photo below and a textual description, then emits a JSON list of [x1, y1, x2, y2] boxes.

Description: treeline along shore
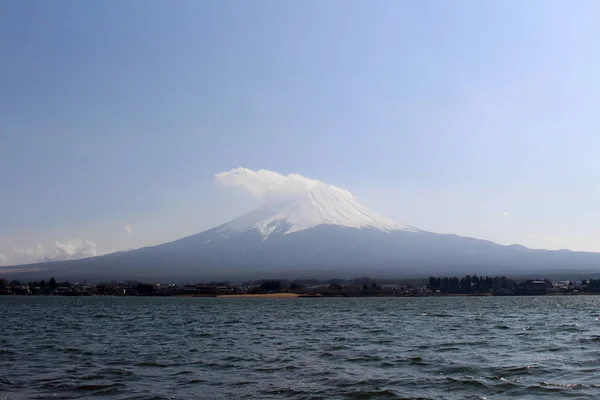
[[2, 275, 600, 297]]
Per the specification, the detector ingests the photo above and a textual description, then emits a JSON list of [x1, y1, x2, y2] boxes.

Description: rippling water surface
[[3, 296, 600, 399]]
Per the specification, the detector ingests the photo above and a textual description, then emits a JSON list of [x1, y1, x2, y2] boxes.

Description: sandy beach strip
[[217, 293, 299, 298]]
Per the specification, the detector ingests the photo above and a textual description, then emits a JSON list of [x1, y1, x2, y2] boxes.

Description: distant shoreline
[[2, 275, 594, 297], [216, 293, 300, 298], [1, 292, 595, 298]]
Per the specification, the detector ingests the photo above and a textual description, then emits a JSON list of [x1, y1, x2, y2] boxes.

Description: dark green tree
[[259, 280, 281, 293], [136, 283, 154, 295], [49, 277, 58, 290]]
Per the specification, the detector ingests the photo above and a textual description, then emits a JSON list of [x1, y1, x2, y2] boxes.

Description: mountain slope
[[2, 182, 600, 281], [215, 182, 418, 239]]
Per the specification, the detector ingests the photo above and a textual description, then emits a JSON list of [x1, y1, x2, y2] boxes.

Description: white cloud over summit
[[0, 238, 100, 267], [215, 167, 411, 234], [215, 167, 353, 202]]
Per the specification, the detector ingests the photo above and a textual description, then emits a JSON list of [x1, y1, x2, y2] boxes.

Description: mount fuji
[[3, 169, 600, 281]]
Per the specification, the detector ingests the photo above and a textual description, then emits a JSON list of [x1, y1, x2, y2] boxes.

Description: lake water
[[2, 296, 600, 399]]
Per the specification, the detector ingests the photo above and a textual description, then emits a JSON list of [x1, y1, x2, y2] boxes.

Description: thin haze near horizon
[[1, 1, 600, 266]]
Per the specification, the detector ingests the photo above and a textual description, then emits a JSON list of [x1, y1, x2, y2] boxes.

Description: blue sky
[[2, 0, 600, 264]]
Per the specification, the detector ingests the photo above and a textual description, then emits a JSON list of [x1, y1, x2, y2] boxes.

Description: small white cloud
[[26, 243, 45, 257], [0, 243, 46, 266], [53, 238, 98, 261], [125, 225, 133, 236], [503, 212, 510, 217], [0, 238, 101, 266], [543, 234, 555, 243]]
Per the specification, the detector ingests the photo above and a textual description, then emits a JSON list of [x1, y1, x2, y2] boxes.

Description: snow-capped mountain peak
[[219, 180, 418, 239]]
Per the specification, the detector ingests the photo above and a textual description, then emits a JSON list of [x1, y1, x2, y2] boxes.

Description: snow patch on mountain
[[216, 169, 419, 240]]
